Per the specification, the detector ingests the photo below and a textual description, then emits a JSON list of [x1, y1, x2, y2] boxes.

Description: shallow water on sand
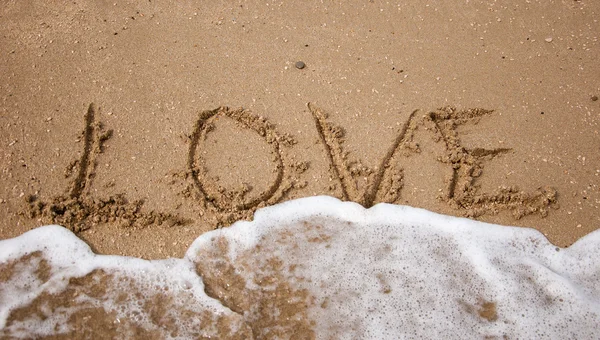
[[1, 196, 599, 339]]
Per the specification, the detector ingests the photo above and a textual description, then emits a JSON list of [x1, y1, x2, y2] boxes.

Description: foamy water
[[1, 196, 599, 339]]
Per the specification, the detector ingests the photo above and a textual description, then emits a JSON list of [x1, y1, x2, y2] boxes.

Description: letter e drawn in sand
[[426, 107, 558, 219], [187, 107, 305, 225]]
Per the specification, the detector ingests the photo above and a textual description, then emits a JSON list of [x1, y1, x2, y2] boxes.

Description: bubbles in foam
[[186, 196, 600, 338], [1, 196, 600, 338], [0, 226, 251, 338]]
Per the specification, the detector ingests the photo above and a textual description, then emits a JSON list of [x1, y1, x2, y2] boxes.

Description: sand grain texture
[[2, 1, 599, 257], [1, 1, 600, 337]]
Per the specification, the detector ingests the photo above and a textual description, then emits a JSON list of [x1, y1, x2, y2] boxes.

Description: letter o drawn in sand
[[188, 107, 298, 218]]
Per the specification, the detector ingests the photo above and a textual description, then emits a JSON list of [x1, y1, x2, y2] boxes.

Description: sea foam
[[1, 196, 599, 339]]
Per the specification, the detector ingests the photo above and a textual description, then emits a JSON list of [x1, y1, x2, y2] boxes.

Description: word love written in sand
[[27, 103, 557, 232], [188, 104, 557, 224]]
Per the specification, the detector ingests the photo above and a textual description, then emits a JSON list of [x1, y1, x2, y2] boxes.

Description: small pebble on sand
[[592, 95, 598, 102], [545, 37, 553, 43], [295, 61, 306, 69]]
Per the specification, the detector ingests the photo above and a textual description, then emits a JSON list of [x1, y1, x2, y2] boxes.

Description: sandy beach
[[1, 1, 599, 338]]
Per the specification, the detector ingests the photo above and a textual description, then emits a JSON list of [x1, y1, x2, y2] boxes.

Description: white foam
[[0, 227, 244, 338], [1, 196, 600, 338]]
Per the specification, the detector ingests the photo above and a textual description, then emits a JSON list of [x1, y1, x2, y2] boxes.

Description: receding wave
[[1, 196, 599, 339]]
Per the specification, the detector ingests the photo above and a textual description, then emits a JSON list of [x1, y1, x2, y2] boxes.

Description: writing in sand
[[26, 103, 557, 232]]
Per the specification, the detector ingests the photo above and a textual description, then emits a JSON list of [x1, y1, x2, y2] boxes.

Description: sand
[[2, 0, 599, 257], [0, 0, 599, 337]]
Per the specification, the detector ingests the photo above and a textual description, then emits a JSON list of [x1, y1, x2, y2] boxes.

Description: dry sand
[[0, 1, 599, 336], [2, 0, 598, 258]]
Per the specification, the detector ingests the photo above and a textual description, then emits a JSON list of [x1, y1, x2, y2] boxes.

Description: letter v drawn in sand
[[308, 102, 419, 208]]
